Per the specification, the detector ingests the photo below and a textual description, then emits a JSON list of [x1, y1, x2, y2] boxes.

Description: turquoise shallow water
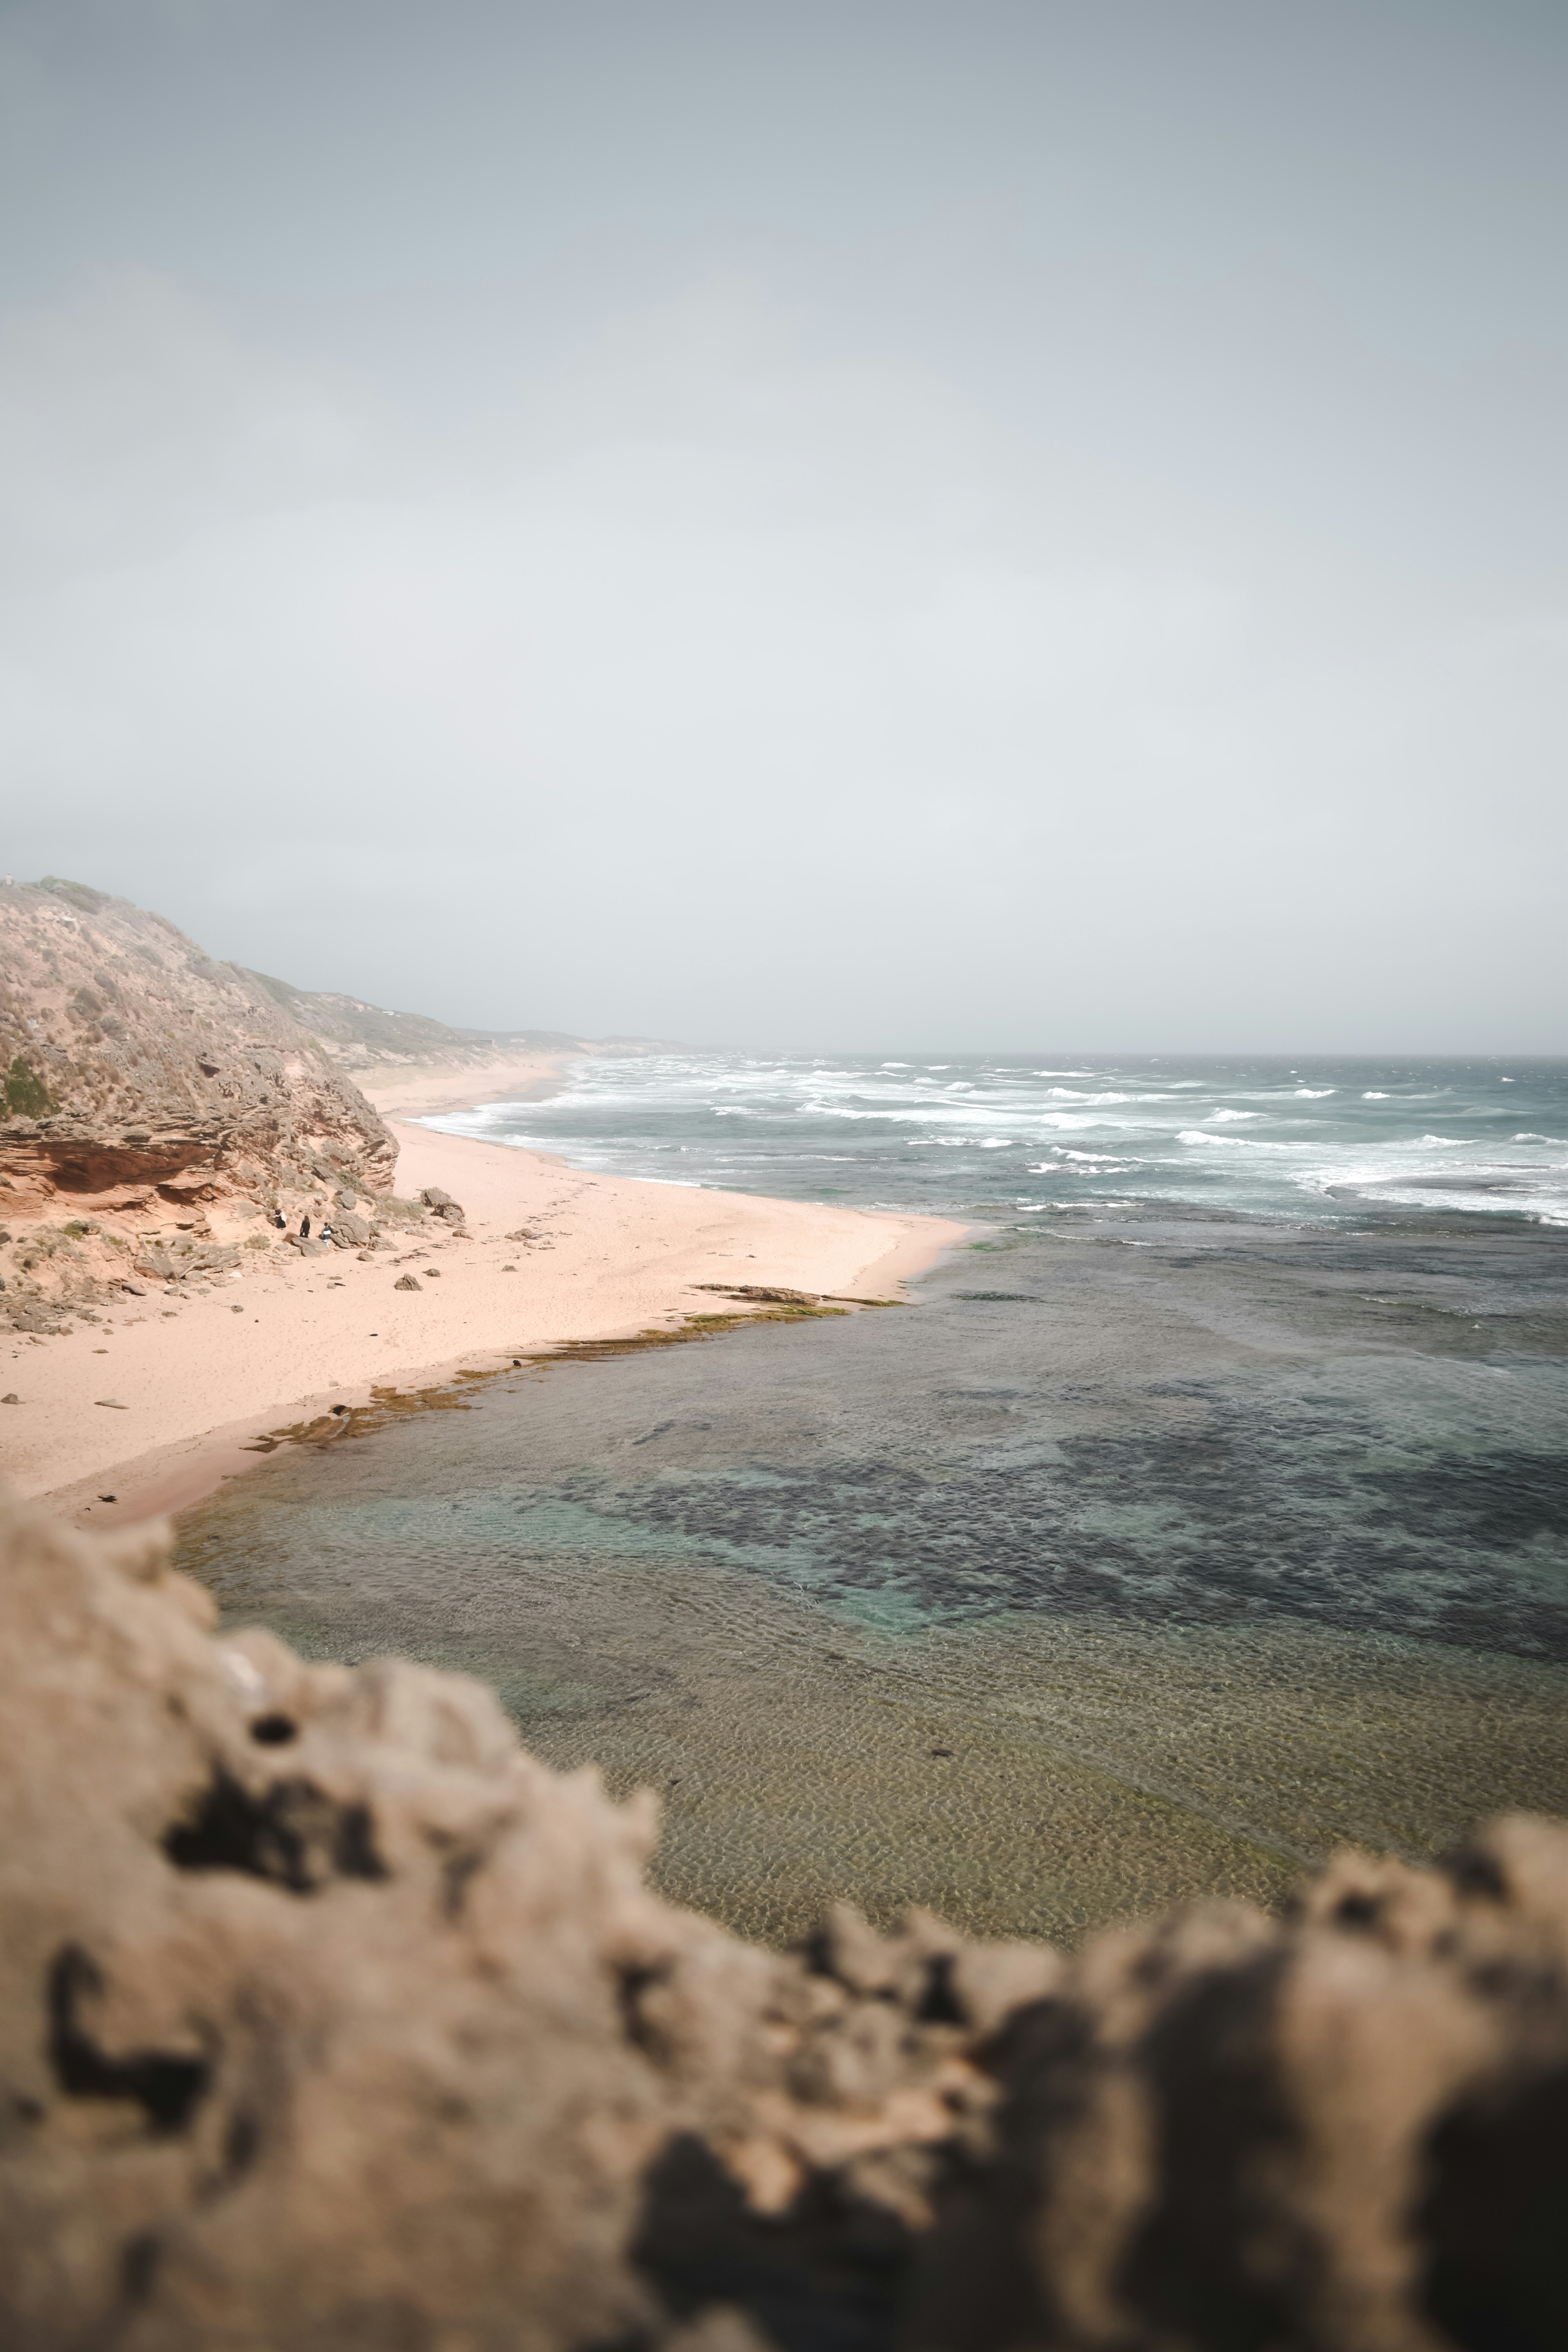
[[174, 1058, 1568, 1943]]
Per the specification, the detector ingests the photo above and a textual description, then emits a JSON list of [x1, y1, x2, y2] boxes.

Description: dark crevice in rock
[[1419, 2064, 1568, 2352], [914, 1955, 965, 2027], [633, 2132, 913, 2352], [223, 2109, 261, 2181], [163, 1771, 387, 1893], [120, 2232, 162, 2307], [615, 1962, 674, 2060], [437, 1842, 487, 1922], [47, 1947, 208, 2134], [1118, 1955, 1304, 2350]]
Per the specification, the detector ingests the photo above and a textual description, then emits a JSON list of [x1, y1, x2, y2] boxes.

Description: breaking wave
[[424, 1054, 1568, 1229]]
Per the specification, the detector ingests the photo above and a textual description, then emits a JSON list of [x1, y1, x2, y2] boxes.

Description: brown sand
[[5, 1058, 965, 1524]]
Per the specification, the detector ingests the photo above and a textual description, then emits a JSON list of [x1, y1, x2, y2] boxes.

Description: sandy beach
[[4, 1058, 965, 1526]]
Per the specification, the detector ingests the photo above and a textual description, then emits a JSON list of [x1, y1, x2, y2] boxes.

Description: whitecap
[[1038, 1089, 1171, 1106], [1178, 1129, 1297, 1152], [1363, 1091, 1390, 1099], [1206, 1109, 1261, 1123], [1029, 1151, 1137, 1169], [1032, 1113, 1132, 1132]]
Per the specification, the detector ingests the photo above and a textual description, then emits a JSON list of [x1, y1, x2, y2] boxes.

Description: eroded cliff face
[[0, 879, 396, 1327], [1, 1490, 1564, 2352]]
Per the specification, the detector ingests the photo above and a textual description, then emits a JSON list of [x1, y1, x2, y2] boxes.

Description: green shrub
[[39, 877, 111, 913], [2, 1059, 53, 1119]]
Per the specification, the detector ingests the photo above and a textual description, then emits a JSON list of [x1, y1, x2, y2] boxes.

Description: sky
[[1, 0, 1563, 1051]]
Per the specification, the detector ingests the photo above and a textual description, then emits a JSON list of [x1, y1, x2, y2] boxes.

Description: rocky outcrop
[[0, 880, 398, 1328], [419, 1183, 467, 1229], [1, 1490, 1564, 2351], [0, 880, 394, 1207]]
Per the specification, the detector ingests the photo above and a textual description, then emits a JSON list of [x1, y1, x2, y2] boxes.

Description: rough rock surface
[[1, 1489, 1565, 2352], [0, 880, 397, 1330], [0, 880, 394, 1206]]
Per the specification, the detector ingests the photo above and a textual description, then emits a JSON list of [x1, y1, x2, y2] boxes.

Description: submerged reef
[[1, 1488, 1564, 2351]]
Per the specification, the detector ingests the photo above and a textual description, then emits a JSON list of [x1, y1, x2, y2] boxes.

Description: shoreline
[[9, 1057, 967, 1526], [338, 1049, 577, 1121]]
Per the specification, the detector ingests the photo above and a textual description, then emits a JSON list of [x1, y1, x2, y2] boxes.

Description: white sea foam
[[449, 1050, 1568, 1228], [1177, 1129, 1297, 1151], [1030, 1151, 1138, 1170]]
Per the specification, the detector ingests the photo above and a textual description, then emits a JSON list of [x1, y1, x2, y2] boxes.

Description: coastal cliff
[[235, 965, 591, 1081], [0, 878, 395, 1202], [1, 1488, 1562, 2351], [0, 878, 396, 1329]]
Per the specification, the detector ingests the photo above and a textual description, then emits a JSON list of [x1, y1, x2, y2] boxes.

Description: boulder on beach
[[2, 1488, 1567, 2350], [420, 1185, 466, 1225], [393, 1271, 421, 1290]]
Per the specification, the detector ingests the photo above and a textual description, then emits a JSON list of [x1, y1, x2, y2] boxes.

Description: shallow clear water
[[176, 1065, 1568, 1946]]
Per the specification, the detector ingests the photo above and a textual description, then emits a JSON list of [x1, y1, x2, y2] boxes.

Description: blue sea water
[[174, 1054, 1568, 1944], [422, 1052, 1568, 1228]]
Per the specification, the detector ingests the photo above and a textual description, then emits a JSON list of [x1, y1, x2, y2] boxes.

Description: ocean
[[174, 1055, 1568, 1944], [423, 1051, 1568, 1228]]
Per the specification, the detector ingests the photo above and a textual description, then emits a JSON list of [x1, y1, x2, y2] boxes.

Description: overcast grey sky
[[2, 0, 1563, 1049]]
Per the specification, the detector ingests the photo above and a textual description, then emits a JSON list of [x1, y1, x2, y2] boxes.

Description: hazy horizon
[[4, 1, 1564, 1053]]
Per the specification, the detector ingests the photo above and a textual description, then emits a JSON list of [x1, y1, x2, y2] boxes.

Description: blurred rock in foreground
[[0, 1490, 1563, 2352]]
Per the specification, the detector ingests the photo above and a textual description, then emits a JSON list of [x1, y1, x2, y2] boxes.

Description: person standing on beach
[[300, 1213, 311, 1238]]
